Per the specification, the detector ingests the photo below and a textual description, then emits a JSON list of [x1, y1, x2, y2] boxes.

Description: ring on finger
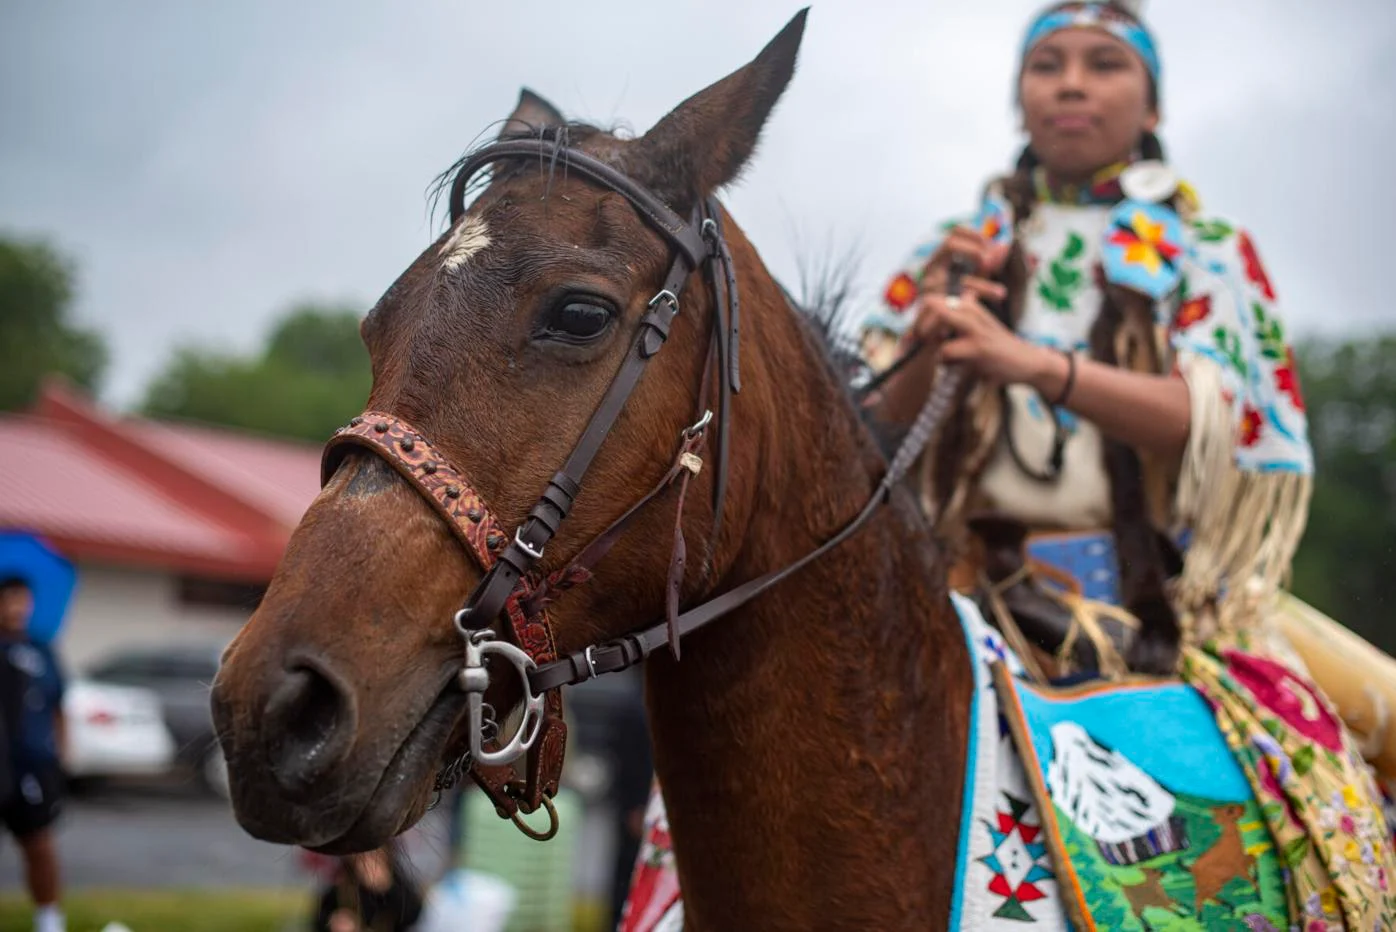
[[945, 295, 962, 310]]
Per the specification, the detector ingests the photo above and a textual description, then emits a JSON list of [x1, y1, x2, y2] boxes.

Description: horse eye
[[540, 300, 614, 343]]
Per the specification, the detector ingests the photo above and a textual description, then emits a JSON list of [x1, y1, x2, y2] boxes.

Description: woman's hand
[[878, 226, 1192, 461], [350, 850, 393, 892], [328, 909, 360, 932], [865, 229, 1013, 425], [918, 226, 1011, 303], [914, 289, 1061, 388]]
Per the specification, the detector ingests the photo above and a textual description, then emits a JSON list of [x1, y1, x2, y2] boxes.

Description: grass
[[0, 889, 309, 932], [0, 890, 612, 932]]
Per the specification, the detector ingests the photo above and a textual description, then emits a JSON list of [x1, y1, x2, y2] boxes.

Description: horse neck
[[642, 231, 974, 929]]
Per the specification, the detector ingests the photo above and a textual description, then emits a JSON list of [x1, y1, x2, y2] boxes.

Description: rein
[[320, 137, 959, 840]]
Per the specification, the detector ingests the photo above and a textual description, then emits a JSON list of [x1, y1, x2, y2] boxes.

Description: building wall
[[54, 563, 250, 671]]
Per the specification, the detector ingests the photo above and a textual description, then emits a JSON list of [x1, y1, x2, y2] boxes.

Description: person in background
[[606, 670, 654, 929], [856, 309, 911, 375], [312, 843, 424, 932], [0, 576, 68, 932]]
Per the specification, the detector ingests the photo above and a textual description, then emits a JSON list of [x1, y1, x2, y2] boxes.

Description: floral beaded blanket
[[617, 598, 1396, 931], [995, 667, 1296, 929]]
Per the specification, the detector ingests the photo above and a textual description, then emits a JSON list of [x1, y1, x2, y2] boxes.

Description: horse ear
[[629, 9, 807, 212], [500, 88, 565, 139]]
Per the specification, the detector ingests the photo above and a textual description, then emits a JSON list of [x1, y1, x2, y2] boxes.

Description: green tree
[[1290, 335, 1396, 655], [140, 304, 370, 444], [0, 235, 108, 409]]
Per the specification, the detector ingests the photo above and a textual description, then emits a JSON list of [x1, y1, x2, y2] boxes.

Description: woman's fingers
[[917, 228, 988, 289], [914, 292, 980, 342], [918, 226, 1008, 300], [939, 336, 978, 363], [963, 275, 1008, 302], [984, 241, 1012, 275], [938, 230, 1011, 276], [942, 226, 990, 256]]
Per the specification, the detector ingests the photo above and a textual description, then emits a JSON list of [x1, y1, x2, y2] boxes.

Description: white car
[[63, 678, 176, 780]]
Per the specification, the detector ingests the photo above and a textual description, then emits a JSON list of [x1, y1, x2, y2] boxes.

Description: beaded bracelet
[[1051, 350, 1077, 408]]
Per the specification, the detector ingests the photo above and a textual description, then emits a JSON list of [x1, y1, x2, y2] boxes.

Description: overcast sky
[[3, 1, 1393, 409]]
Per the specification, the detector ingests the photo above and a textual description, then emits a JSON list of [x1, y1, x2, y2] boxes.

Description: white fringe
[[1172, 355, 1313, 640]]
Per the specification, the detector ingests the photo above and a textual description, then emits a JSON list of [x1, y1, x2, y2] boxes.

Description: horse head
[[211, 11, 809, 854]]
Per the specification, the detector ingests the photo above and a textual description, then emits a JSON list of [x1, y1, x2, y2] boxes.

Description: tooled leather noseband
[[321, 136, 957, 840]]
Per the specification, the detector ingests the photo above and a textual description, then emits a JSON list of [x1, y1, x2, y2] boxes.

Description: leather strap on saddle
[[965, 514, 1138, 680]]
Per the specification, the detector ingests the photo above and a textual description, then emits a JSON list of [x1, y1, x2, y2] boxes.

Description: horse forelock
[[426, 121, 630, 228]]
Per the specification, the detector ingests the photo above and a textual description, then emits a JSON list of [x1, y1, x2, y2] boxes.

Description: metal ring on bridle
[[684, 409, 714, 439], [509, 794, 560, 842], [584, 645, 600, 680]]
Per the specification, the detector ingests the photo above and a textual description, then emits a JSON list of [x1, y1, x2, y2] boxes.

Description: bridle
[[319, 136, 960, 841]]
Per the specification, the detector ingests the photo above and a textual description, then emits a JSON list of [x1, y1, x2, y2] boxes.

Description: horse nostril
[[263, 660, 357, 797]]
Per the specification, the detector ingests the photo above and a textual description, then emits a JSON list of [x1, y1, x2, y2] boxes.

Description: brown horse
[[211, 11, 974, 929]]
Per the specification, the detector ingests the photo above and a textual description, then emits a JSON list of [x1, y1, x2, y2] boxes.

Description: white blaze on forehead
[[438, 216, 492, 270]]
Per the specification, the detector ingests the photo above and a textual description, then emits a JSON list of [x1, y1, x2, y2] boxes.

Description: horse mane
[[784, 233, 868, 393]]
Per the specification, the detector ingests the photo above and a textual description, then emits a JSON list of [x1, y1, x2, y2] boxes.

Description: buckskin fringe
[[1172, 354, 1312, 639]]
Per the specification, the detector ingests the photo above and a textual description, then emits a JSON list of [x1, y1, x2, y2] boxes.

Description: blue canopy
[[0, 531, 77, 643]]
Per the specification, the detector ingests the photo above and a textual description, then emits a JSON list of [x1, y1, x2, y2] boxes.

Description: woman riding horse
[[878, 0, 1307, 682], [621, 3, 1396, 928], [201, 1, 1394, 924]]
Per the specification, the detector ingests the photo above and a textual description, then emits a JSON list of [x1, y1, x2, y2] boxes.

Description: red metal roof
[[124, 420, 324, 527], [0, 380, 324, 581]]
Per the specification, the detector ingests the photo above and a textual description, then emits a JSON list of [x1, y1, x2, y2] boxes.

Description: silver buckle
[[454, 627, 546, 768], [648, 289, 679, 312], [513, 527, 544, 561]]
